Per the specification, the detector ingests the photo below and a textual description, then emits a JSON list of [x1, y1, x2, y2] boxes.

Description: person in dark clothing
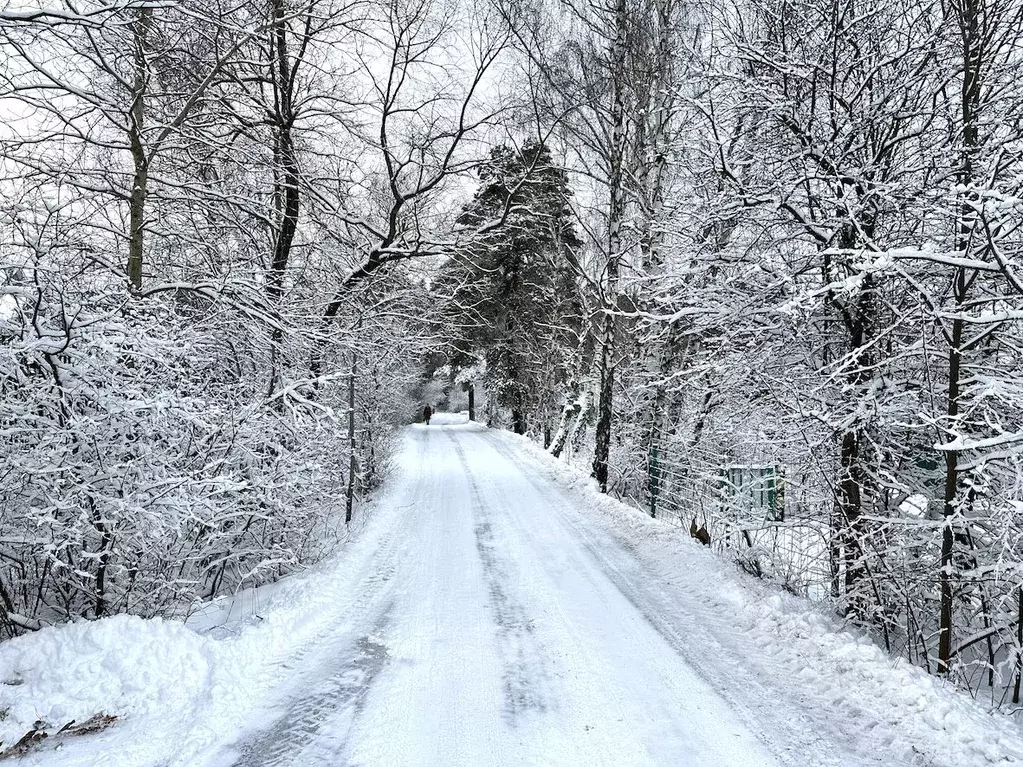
[[423, 405, 432, 425]]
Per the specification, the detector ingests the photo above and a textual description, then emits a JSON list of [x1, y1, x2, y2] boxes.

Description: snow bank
[[0, 615, 213, 747], [0, 459, 401, 765], [732, 588, 1023, 765]]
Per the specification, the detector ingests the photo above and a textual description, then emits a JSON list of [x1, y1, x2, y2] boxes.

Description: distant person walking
[[423, 405, 432, 425]]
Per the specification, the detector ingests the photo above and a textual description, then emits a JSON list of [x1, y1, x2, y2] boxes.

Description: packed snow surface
[[4, 413, 1023, 766]]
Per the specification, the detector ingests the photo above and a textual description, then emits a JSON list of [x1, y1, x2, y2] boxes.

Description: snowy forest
[[3, 0, 1023, 715]]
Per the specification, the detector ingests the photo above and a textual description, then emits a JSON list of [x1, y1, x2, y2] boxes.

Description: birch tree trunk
[[591, 0, 628, 493]]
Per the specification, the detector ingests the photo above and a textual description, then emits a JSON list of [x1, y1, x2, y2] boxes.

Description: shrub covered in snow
[[0, 198, 422, 632]]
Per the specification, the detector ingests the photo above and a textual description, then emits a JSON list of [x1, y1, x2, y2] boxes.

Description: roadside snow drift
[[0, 615, 212, 744]]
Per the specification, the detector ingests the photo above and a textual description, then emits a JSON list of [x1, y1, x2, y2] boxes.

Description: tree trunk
[[89, 495, 114, 618], [591, 0, 627, 493], [1014, 586, 1023, 703], [637, 0, 672, 272], [549, 389, 585, 458], [266, 0, 300, 399], [838, 428, 867, 613], [939, 0, 981, 674], [938, 305, 964, 672], [648, 445, 659, 518], [126, 7, 153, 291], [592, 333, 615, 491], [268, 0, 299, 300], [345, 351, 357, 525], [467, 382, 475, 421], [832, 266, 875, 621], [511, 408, 526, 435]]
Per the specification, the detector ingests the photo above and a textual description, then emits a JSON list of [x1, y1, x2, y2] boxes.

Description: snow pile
[[0, 473, 399, 764], [0, 615, 213, 747]]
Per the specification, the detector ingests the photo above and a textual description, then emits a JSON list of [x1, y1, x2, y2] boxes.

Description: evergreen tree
[[439, 141, 582, 438]]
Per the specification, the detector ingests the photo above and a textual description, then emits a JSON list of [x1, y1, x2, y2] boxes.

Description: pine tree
[[440, 141, 582, 438]]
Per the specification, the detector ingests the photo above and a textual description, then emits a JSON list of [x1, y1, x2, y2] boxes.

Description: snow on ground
[[499, 429, 1023, 766], [3, 412, 1023, 766], [0, 450, 413, 765]]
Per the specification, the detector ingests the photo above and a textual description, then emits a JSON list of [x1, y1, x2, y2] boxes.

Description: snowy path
[[13, 412, 1023, 766], [198, 414, 864, 767]]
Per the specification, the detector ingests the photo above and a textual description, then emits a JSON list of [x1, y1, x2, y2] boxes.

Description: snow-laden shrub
[[0, 281, 393, 630]]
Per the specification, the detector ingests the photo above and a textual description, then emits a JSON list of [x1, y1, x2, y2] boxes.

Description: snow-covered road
[[200, 414, 860, 767], [12, 413, 1023, 767]]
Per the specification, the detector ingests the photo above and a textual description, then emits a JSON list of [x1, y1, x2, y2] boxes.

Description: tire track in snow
[[448, 432, 551, 725], [215, 560, 400, 767], [228, 606, 394, 767], [476, 430, 865, 767], [208, 429, 439, 767]]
